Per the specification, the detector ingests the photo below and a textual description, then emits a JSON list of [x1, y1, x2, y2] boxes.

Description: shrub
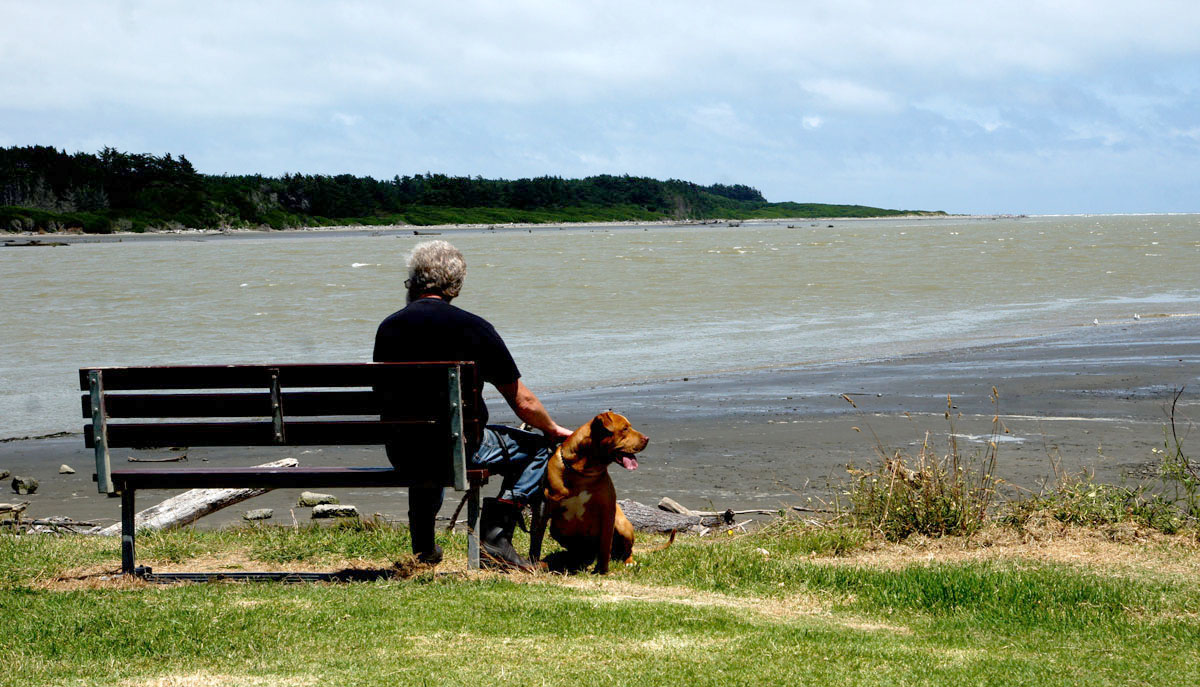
[[1002, 476, 1185, 533], [842, 394, 1001, 541]]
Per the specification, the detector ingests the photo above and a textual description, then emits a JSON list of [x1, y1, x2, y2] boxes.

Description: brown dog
[[535, 412, 648, 574]]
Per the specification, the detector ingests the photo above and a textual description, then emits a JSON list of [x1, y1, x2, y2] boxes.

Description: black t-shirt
[[373, 297, 520, 441]]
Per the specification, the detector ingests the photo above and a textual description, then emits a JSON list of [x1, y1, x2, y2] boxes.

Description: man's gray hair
[[407, 240, 466, 300]]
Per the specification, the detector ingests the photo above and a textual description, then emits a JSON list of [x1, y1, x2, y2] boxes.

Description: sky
[[2, 1, 1198, 215]]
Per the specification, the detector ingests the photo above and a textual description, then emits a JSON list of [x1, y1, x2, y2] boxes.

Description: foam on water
[[1, 214, 1199, 438]]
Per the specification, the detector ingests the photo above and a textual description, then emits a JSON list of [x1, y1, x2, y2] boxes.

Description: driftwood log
[[618, 499, 725, 533], [0, 501, 30, 516], [657, 497, 697, 516], [93, 457, 299, 536], [127, 454, 188, 463]]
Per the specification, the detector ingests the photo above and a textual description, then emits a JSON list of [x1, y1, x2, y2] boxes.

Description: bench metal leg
[[121, 489, 136, 575], [466, 484, 481, 570], [528, 496, 547, 564]]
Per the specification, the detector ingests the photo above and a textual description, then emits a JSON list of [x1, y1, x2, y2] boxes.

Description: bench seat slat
[[109, 467, 489, 490], [85, 419, 441, 448]]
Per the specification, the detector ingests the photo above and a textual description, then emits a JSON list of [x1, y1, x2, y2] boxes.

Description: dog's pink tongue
[[618, 455, 639, 470]]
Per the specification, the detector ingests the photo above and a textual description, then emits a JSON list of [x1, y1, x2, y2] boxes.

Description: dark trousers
[[407, 425, 554, 553]]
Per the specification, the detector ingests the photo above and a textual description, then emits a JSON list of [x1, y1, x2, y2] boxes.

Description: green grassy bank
[[2, 518, 1197, 687]]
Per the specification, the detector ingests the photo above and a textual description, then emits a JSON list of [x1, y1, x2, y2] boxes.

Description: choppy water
[[2, 214, 1198, 439]]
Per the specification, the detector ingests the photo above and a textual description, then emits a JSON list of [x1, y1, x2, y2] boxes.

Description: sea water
[[2, 214, 1198, 439]]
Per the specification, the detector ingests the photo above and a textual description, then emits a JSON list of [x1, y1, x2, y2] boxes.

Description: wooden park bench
[[81, 362, 487, 581]]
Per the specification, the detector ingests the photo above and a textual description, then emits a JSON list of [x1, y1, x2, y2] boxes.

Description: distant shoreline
[[5, 213, 1023, 244]]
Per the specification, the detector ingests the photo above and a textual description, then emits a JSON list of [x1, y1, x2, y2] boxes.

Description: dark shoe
[[408, 489, 442, 564], [481, 497, 534, 570], [415, 544, 443, 565]]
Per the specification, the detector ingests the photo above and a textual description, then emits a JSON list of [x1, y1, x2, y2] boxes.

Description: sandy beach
[[3, 315, 1195, 530]]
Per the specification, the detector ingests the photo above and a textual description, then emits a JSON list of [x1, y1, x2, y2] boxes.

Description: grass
[[1, 393, 1196, 685], [1, 517, 1198, 686]]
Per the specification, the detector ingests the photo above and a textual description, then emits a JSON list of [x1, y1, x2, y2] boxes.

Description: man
[[374, 240, 572, 569]]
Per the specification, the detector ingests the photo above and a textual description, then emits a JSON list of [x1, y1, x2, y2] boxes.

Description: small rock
[[12, 476, 39, 495], [0, 470, 9, 481], [243, 508, 274, 521], [298, 491, 338, 507], [311, 504, 358, 519], [59, 464, 76, 474]]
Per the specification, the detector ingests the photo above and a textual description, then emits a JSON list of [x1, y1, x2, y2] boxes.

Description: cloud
[[800, 79, 896, 112], [687, 103, 760, 142], [913, 98, 1008, 133], [2, 1, 1194, 114], [2, 1, 1199, 213]]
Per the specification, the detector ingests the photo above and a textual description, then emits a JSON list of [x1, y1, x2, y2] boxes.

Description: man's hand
[[547, 423, 574, 442], [497, 379, 573, 442]]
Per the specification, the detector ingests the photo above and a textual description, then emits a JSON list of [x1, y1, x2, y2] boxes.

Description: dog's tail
[[637, 529, 676, 553]]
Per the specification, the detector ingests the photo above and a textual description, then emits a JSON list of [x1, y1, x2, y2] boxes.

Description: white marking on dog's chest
[[562, 491, 592, 521]]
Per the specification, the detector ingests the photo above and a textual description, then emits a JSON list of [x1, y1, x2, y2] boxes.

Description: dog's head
[[588, 410, 648, 470], [578, 411, 649, 471]]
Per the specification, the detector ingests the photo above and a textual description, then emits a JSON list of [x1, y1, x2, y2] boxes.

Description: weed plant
[[1002, 471, 1187, 533], [840, 388, 1199, 541], [1158, 387, 1199, 517], [1004, 388, 1197, 534], [840, 392, 1001, 541]]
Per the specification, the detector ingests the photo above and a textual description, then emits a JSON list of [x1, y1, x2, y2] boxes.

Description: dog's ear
[[590, 412, 615, 438]]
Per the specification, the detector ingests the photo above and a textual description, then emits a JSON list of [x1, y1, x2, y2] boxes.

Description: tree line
[[1, 145, 933, 233]]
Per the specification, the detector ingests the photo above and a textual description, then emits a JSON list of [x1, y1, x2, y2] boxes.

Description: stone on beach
[[0, 470, 9, 481], [311, 504, 358, 519], [59, 464, 75, 474], [298, 491, 338, 507], [243, 508, 274, 521], [11, 476, 38, 495]]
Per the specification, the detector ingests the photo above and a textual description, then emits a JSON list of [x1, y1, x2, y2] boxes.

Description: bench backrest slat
[[85, 390, 400, 419], [77, 363, 461, 391]]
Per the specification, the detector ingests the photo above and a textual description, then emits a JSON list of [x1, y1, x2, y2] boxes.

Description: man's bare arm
[[496, 379, 573, 441]]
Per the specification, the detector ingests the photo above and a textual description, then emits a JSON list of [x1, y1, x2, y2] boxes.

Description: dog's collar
[[556, 445, 592, 475], [557, 445, 580, 469]]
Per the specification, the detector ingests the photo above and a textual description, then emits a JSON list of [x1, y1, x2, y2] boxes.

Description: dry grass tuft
[[121, 672, 314, 687], [410, 629, 728, 658], [818, 522, 1200, 579], [29, 547, 530, 590], [33, 566, 152, 591], [539, 577, 911, 633]]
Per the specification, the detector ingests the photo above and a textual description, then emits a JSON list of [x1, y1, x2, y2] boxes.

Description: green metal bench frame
[[82, 362, 486, 580]]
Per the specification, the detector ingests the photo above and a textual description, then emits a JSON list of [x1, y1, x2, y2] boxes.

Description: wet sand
[[2, 316, 1196, 529]]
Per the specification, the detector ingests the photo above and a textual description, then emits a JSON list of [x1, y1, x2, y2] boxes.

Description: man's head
[[406, 240, 466, 302]]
